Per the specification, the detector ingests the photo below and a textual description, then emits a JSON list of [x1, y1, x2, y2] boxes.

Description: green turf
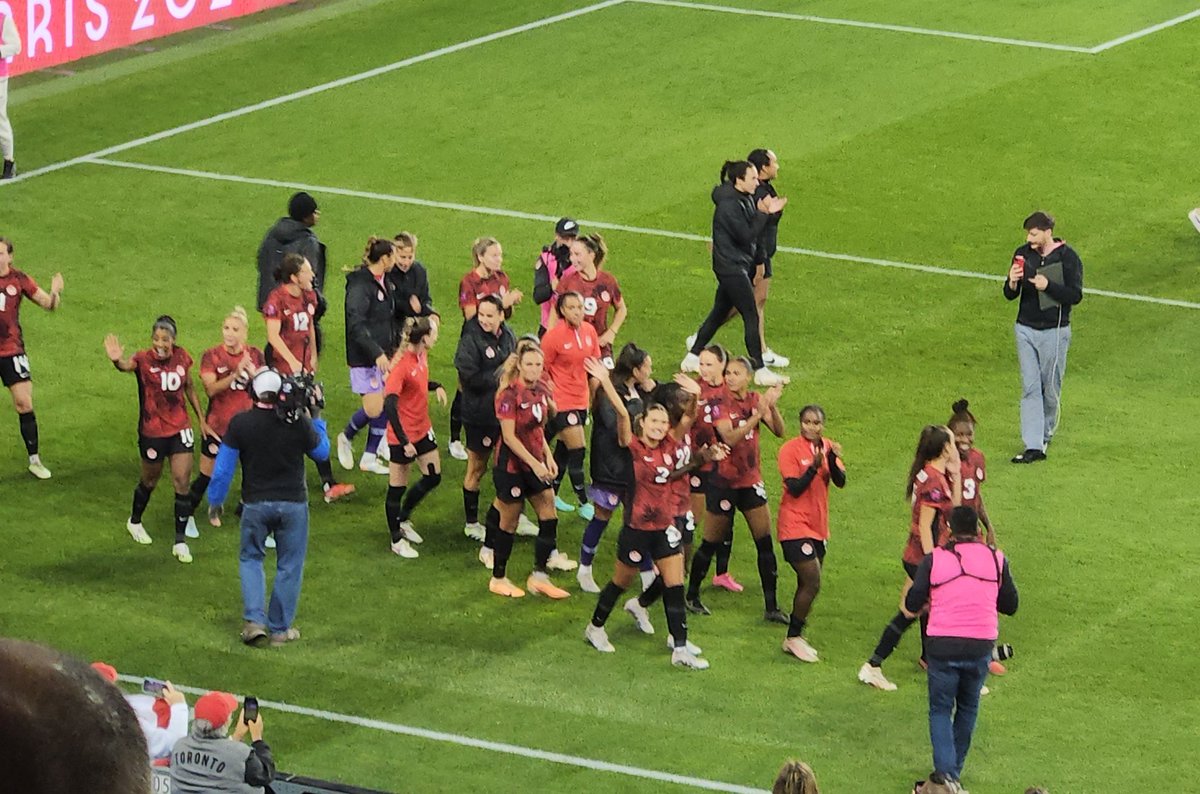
[[2, 1, 1198, 792]]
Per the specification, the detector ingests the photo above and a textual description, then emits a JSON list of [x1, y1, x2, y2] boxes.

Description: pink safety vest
[[926, 542, 1004, 641], [537, 250, 575, 330]]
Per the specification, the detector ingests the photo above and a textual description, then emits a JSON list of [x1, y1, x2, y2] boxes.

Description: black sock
[[18, 411, 38, 456], [173, 493, 190, 544], [715, 537, 732, 576], [688, 540, 718, 599], [131, 483, 153, 523], [663, 585, 688, 647], [566, 447, 587, 505], [869, 611, 916, 667], [399, 471, 441, 522], [492, 529, 514, 579], [638, 575, 665, 608], [552, 441, 569, 493], [386, 485, 407, 543], [591, 581, 625, 628], [483, 505, 500, 549], [187, 474, 211, 513], [534, 517, 558, 572], [463, 488, 481, 525], [788, 613, 807, 639], [754, 534, 778, 611], [450, 391, 463, 442], [315, 457, 336, 488]]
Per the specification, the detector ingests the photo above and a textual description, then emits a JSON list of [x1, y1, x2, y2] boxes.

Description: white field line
[[630, 0, 1094, 53], [0, 0, 626, 187], [115, 674, 766, 793], [1088, 7, 1200, 52], [86, 157, 1200, 311]]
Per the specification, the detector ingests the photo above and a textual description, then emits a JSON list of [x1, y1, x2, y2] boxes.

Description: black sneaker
[[764, 609, 789, 625], [1010, 449, 1047, 464], [1, 160, 14, 180], [685, 596, 711, 616]]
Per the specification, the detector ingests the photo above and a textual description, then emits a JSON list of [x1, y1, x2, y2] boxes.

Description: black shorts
[[464, 423, 500, 455], [675, 512, 695, 546], [139, 430, 195, 463], [903, 560, 920, 580], [0, 354, 31, 387], [706, 482, 768, 517], [393, 430, 437, 465], [688, 469, 709, 494], [616, 524, 683, 566], [493, 465, 551, 503], [546, 408, 587, 439], [200, 433, 222, 459], [781, 538, 827, 564]]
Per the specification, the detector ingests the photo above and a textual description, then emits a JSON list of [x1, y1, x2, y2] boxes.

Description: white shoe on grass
[[448, 440, 468, 461], [624, 597, 655, 634], [172, 542, 193, 564], [667, 635, 703, 655], [336, 433, 354, 470], [27, 459, 51, 479], [576, 565, 600, 593], [399, 521, 423, 544], [858, 662, 897, 691], [585, 623, 615, 653], [547, 549, 578, 571], [184, 516, 200, 539], [671, 646, 709, 669], [359, 455, 389, 475], [390, 538, 419, 558], [762, 348, 790, 367], [464, 522, 485, 542], [754, 367, 789, 386], [680, 352, 700, 373], [782, 636, 819, 663], [126, 521, 152, 545], [478, 545, 494, 569], [1189, 208, 1200, 234], [516, 513, 539, 536], [685, 333, 697, 352], [265, 535, 276, 550]]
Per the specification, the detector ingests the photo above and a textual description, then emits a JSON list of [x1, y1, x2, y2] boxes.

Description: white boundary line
[[115, 674, 766, 793], [1088, 7, 1200, 52], [0, 0, 627, 187], [86, 157, 1200, 311]]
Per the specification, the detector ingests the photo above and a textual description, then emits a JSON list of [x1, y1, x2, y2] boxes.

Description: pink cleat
[[711, 572, 744, 592]]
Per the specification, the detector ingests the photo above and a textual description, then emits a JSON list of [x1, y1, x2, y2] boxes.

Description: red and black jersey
[[458, 268, 510, 314], [557, 270, 622, 341], [959, 448, 987, 514], [693, 379, 726, 469], [200, 345, 265, 437], [494, 380, 552, 473], [668, 431, 694, 518], [903, 464, 954, 566], [710, 389, 763, 488], [627, 434, 683, 531], [0, 268, 40, 357], [262, 285, 317, 374], [133, 347, 194, 438], [384, 349, 432, 445]]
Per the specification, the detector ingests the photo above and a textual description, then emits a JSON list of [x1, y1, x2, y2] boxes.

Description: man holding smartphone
[[171, 691, 275, 793]]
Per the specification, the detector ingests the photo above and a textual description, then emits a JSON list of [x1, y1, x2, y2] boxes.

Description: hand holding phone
[[243, 696, 258, 725], [142, 678, 166, 697]]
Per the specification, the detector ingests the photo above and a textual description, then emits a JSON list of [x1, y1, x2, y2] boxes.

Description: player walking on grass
[[691, 344, 743, 595], [685, 357, 786, 619], [542, 291, 600, 519], [747, 148, 788, 368], [558, 233, 627, 369], [0, 237, 62, 478], [859, 425, 961, 691], [105, 316, 211, 564], [381, 317, 446, 559], [263, 253, 353, 503], [776, 405, 845, 663]]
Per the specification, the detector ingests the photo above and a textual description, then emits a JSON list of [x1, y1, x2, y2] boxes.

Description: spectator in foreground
[[772, 759, 820, 794], [91, 661, 189, 760], [171, 691, 275, 793]]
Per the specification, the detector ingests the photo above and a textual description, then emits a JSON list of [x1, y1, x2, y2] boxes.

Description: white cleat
[[858, 662, 898, 691], [516, 513, 539, 537], [464, 522, 485, 542], [184, 516, 200, 539], [584, 623, 615, 653], [126, 520, 152, 545], [671, 646, 709, 670], [377, 440, 390, 462], [1190, 208, 1200, 234], [390, 538, 419, 558], [172, 542, 193, 564], [782, 636, 819, 663], [576, 565, 601, 593], [398, 521, 423, 544], [980, 685, 990, 696], [685, 333, 697, 352], [448, 440, 469, 461], [762, 348, 791, 367], [753, 367, 789, 387], [27, 460, 52, 479], [265, 535, 276, 550], [680, 352, 701, 373], [359, 456, 390, 475], [336, 432, 354, 470], [668, 635, 703, 655], [478, 545, 494, 569], [547, 549, 578, 572], [624, 597, 655, 634]]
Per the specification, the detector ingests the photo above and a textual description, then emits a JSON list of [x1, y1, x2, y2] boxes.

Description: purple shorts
[[349, 366, 384, 395], [587, 484, 624, 512]]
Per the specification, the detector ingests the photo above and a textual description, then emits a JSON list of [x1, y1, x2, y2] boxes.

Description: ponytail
[[498, 339, 543, 391]]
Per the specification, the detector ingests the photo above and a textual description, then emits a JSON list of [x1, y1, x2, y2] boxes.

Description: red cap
[[194, 691, 238, 726], [90, 662, 118, 683]]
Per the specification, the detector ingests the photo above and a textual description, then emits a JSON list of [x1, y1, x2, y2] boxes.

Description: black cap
[[288, 192, 319, 221], [555, 217, 579, 237]]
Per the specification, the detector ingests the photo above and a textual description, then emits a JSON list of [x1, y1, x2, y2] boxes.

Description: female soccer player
[[263, 253, 353, 503], [685, 356, 786, 620], [691, 344, 742, 596], [541, 291, 601, 518], [485, 339, 570, 600], [858, 425, 961, 691], [197, 307, 264, 528], [381, 317, 447, 558], [0, 237, 63, 479], [105, 316, 210, 564], [453, 295, 515, 542], [776, 405, 845, 663], [558, 233, 627, 368]]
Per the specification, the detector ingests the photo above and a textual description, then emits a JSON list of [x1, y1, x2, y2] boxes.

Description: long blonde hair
[[498, 339, 542, 391], [772, 760, 819, 794], [471, 236, 501, 266]]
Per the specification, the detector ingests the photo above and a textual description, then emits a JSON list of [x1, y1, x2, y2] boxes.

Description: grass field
[[3, 1, 1200, 791]]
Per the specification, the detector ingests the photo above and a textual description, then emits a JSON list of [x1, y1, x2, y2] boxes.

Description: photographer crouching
[[171, 691, 274, 793], [207, 369, 331, 647], [906, 506, 1018, 792]]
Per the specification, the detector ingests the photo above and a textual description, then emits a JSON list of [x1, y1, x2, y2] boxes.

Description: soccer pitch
[[3, 1, 1199, 791]]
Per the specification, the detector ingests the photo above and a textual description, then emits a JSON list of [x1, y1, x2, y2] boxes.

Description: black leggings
[[691, 270, 763, 369]]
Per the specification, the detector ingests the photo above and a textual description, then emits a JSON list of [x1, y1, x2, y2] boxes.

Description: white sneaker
[[377, 440, 390, 462], [685, 333, 697, 352], [754, 367, 789, 386], [399, 521, 423, 544], [624, 597, 655, 634], [390, 538, 419, 558], [478, 545, 494, 569], [126, 520, 152, 545], [762, 348, 791, 367], [464, 522, 485, 542], [980, 685, 990, 696], [782, 636, 819, 663], [172, 542, 193, 564], [359, 456, 390, 475], [448, 440, 468, 461], [671, 646, 709, 670], [584, 623, 615, 653], [577, 565, 600, 593], [516, 513, 538, 537], [858, 662, 897, 691], [547, 549, 578, 571], [27, 459, 51, 479], [639, 569, 658, 591], [680, 352, 701, 373], [265, 535, 276, 550], [1189, 208, 1200, 234], [667, 635, 703, 655], [336, 432, 354, 470], [184, 516, 200, 539]]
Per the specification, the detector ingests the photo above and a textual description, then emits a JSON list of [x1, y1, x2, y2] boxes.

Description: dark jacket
[[711, 182, 768, 277], [256, 217, 326, 311], [533, 243, 572, 306], [344, 267, 397, 368], [1002, 240, 1084, 329], [454, 319, 516, 426], [590, 381, 648, 488], [752, 179, 783, 265], [386, 260, 436, 326]]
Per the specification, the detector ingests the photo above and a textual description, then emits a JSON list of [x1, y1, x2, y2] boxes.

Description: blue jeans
[[240, 501, 309, 634], [1014, 322, 1072, 451], [927, 654, 990, 780]]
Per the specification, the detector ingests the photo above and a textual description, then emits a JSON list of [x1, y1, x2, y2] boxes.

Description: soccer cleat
[[547, 549, 578, 571], [685, 596, 711, 615], [398, 521, 423, 544], [489, 576, 525, 598], [762, 348, 791, 367], [782, 636, 819, 663], [390, 538, 419, 558], [980, 685, 990, 696], [336, 433, 354, 470], [0, 160, 14, 180], [680, 352, 701, 373], [265, 535, 276, 550], [448, 440, 469, 461], [464, 521, 485, 542], [526, 573, 570, 599], [585, 623, 615, 653], [359, 456, 390, 475], [516, 513, 539, 536], [764, 609, 789, 625], [208, 505, 223, 527], [753, 367, 789, 387], [554, 496, 576, 513], [858, 662, 897, 691], [185, 516, 200, 539], [377, 441, 390, 462], [27, 460, 51, 479], [577, 502, 595, 521], [668, 635, 703, 655], [671, 646, 710, 670], [323, 482, 356, 503], [478, 545, 494, 569], [126, 520, 152, 545], [711, 572, 744, 592], [685, 333, 697, 352], [270, 627, 301, 647], [1190, 208, 1200, 234], [172, 542, 193, 564], [1010, 449, 1047, 464], [989, 660, 1007, 676], [576, 565, 601, 593], [624, 597, 655, 634], [241, 621, 268, 646]]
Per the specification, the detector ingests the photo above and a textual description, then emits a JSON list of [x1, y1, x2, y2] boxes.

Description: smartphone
[[142, 678, 166, 697], [243, 696, 259, 724]]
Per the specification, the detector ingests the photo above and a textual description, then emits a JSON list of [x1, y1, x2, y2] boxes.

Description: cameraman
[[170, 691, 274, 793], [905, 506, 1018, 790], [208, 369, 330, 647]]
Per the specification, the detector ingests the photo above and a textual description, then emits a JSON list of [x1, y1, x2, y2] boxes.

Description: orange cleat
[[324, 482, 356, 503], [526, 574, 570, 600], [989, 660, 1007, 675], [489, 577, 525, 598]]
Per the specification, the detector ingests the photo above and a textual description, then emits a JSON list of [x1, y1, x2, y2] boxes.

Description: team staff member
[[387, 231, 437, 324], [558, 233, 627, 367], [208, 368, 330, 646], [170, 691, 275, 793], [0, 237, 62, 478], [747, 148, 788, 368], [776, 405, 845, 663], [1004, 211, 1083, 463], [256, 192, 326, 327], [906, 506, 1018, 788], [0, 11, 20, 180], [454, 295, 516, 541], [533, 217, 580, 336], [105, 316, 210, 564]]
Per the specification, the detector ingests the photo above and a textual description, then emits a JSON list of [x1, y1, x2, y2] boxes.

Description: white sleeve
[[1, 15, 21, 59], [144, 703, 190, 759]]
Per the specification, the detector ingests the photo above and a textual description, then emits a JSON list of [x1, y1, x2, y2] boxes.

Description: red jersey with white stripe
[[132, 347, 194, 438], [0, 268, 39, 357], [959, 447, 987, 514], [384, 349, 432, 445], [628, 434, 682, 531], [458, 268, 510, 314], [262, 285, 317, 374], [903, 464, 954, 566], [557, 270, 622, 340], [710, 389, 762, 488], [541, 320, 601, 412], [200, 345, 265, 437], [494, 380, 552, 473]]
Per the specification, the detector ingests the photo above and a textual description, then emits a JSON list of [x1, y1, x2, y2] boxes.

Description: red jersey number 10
[[160, 371, 182, 392]]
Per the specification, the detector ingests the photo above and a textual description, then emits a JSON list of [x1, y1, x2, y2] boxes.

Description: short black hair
[[1023, 211, 1055, 231], [949, 505, 979, 536]]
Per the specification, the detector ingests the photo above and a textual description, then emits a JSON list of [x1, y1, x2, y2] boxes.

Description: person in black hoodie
[[256, 192, 328, 349], [387, 231, 437, 326], [682, 161, 788, 387], [747, 148, 788, 368]]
